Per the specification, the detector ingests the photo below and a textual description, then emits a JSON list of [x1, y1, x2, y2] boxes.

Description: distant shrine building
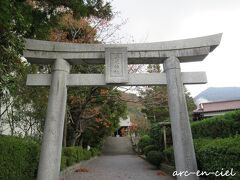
[[115, 116, 131, 137]]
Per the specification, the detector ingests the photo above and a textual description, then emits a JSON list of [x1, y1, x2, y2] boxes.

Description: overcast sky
[[111, 0, 240, 97]]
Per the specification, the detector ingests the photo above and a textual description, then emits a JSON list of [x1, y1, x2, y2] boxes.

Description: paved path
[[62, 137, 173, 180]]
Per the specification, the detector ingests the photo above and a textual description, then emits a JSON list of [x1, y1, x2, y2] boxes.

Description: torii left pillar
[[37, 58, 70, 180]]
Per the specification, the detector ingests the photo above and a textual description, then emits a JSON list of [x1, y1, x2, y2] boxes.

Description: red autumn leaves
[[95, 118, 112, 129]]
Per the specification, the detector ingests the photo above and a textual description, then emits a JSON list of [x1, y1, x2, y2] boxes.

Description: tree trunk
[[62, 113, 67, 147], [68, 132, 80, 147], [78, 135, 83, 147]]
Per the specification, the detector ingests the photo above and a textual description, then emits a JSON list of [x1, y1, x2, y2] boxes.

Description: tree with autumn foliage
[[140, 64, 196, 123], [44, 4, 128, 147], [139, 64, 196, 148], [140, 64, 169, 123], [0, 0, 127, 149], [44, 1, 127, 147], [66, 86, 127, 147], [81, 89, 127, 148]]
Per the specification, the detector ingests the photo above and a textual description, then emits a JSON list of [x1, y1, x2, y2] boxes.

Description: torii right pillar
[[164, 56, 198, 180]]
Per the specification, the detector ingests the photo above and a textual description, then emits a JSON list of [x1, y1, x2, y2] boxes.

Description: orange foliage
[[156, 171, 167, 176], [68, 96, 82, 105], [49, 13, 97, 43], [95, 118, 112, 128], [129, 123, 138, 133], [99, 88, 109, 96], [75, 167, 89, 173]]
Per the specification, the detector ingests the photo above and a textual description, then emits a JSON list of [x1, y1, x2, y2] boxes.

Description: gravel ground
[[62, 137, 173, 180]]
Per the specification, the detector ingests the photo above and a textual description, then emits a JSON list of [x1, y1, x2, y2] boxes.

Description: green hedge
[[61, 147, 99, 169], [146, 150, 163, 168], [195, 137, 240, 179], [163, 146, 174, 163], [143, 145, 159, 156], [90, 148, 100, 157], [0, 135, 100, 179], [163, 137, 240, 179], [138, 135, 154, 152], [0, 135, 39, 180], [191, 110, 240, 139]]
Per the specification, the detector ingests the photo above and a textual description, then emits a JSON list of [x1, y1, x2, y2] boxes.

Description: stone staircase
[[101, 136, 134, 155]]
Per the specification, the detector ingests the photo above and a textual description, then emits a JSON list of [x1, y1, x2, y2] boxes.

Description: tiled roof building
[[193, 99, 240, 120]]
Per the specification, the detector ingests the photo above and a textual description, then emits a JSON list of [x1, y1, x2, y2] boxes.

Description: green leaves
[[163, 137, 240, 179], [0, 0, 11, 30], [146, 150, 163, 168], [0, 0, 116, 146], [191, 110, 240, 139], [140, 85, 169, 123], [138, 135, 154, 151], [195, 137, 240, 179], [0, 136, 39, 180]]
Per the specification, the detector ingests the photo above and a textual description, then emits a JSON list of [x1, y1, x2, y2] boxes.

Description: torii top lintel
[[23, 33, 222, 65]]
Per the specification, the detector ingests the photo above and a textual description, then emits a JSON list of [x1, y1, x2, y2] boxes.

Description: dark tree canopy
[[0, 0, 127, 149]]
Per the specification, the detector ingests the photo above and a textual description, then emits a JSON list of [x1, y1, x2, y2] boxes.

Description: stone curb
[[138, 154, 175, 179], [60, 156, 98, 179]]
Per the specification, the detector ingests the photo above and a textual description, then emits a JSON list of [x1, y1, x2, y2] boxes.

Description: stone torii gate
[[24, 33, 222, 180]]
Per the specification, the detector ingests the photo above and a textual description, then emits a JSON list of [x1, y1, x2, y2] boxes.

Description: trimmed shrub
[[0, 135, 100, 179], [162, 137, 240, 179], [191, 110, 240, 139], [143, 145, 159, 156], [0, 135, 39, 180], [146, 150, 163, 168], [63, 147, 79, 166], [90, 148, 100, 156], [195, 136, 240, 180], [138, 135, 154, 152], [149, 123, 163, 147], [82, 149, 92, 160], [60, 155, 67, 171], [163, 146, 174, 163], [61, 146, 98, 168]]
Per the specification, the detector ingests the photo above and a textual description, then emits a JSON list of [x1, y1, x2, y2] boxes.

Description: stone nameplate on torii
[[105, 47, 128, 84]]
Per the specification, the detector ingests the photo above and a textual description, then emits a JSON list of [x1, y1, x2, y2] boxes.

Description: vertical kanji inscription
[[105, 47, 128, 83], [110, 53, 123, 77]]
